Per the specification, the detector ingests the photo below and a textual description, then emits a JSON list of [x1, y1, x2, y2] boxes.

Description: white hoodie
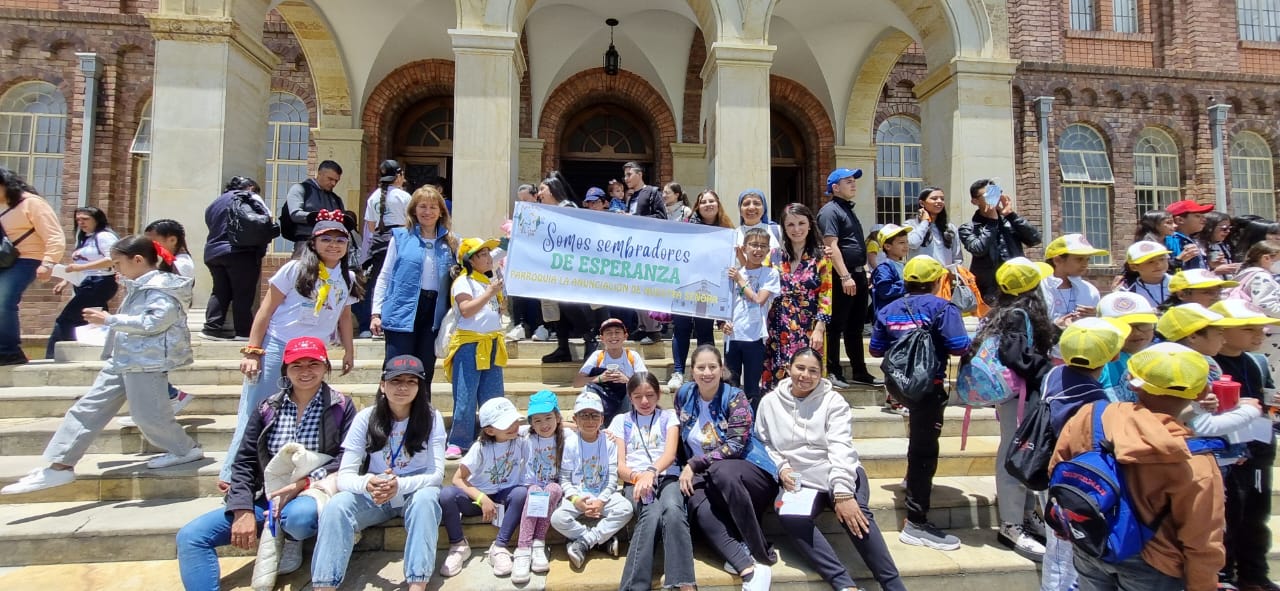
[[754, 377, 862, 495]]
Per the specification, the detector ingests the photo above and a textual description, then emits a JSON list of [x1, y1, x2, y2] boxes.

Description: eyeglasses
[[745, 242, 771, 251], [316, 236, 350, 246], [575, 412, 603, 421]]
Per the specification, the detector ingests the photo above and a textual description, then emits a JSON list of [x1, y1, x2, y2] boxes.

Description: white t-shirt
[[730, 266, 780, 342], [71, 231, 118, 277], [267, 260, 359, 344], [521, 427, 565, 487], [607, 408, 679, 477], [363, 186, 411, 229], [561, 430, 619, 499], [451, 274, 502, 333], [336, 407, 447, 497], [578, 349, 648, 378], [460, 438, 527, 495], [684, 399, 717, 459], [1045, 275, 1101, 320], [173, 253, 195, 279]]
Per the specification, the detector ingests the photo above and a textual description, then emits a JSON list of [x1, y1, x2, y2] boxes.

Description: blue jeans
[[725, 338, 766, 407], [448, 341, 505, 451], [1073, 550, 1182, 591], [619, 477, 696, 591], [220, 337, 285, 482], [671, 314, 714, 374], [176, 495, 319, 591], [0, 258, 39, 358], [440, 485, 527, 547], [46, 274, 118, 358], [312, 487, 441, 587]]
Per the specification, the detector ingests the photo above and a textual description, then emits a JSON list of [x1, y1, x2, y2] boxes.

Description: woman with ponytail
[[357, 160, 411, 337], [3, 235, 203, 495]]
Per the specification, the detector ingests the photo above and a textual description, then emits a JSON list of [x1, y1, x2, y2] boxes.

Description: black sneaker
[[0, 352, 28, 367], [850, 373, 885, 387]]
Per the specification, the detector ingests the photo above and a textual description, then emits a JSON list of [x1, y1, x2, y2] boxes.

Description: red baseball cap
[[283, 337, 329, 364], [1166, 200, 1213, 216]]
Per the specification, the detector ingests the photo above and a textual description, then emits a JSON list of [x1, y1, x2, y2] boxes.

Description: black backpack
[[227, 191, 279, 248], [1004, 394, 1055, 490], [880, 298, 943, 409]]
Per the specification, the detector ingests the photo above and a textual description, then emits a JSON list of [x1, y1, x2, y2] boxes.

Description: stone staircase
[[0, 321, 1273, 590]]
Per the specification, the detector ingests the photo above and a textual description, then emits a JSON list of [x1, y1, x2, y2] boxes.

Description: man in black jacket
[[284, 160, 347, 256], [958, 179, 1042, 303]]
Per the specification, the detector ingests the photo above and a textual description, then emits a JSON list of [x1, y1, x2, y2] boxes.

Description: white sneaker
[[171, 390, 194, 415], [530, 540, 550, 573], [506, 325, 526, 341], [117, 415, 137, 427], [1, 467, 76, 495], [532, 325, 550, 341], [146, 447, 204, 469], [667, 372, 684, 390], [742, 562, 772, 591], [512, 547, 533, 584], [488, 543, 513, 576], [441, 540, 471, 577], [277, 538, 304, 574], [998, 522, 1045, 562]]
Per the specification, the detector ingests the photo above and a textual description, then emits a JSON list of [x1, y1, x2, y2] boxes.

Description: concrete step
[[0, 381, 896, 418], [0, 527, 1037, 591]]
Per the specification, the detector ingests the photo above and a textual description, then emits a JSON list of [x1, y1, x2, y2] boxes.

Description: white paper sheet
[[491, 504, 505, 527], [526, 491, 551, 518], [74, 324, 109, 347], [52, 264, 83, 287], [776, 486, 819, 516]]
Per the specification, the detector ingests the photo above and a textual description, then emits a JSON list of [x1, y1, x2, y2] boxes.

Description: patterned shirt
[[267, 393, 328, 481]]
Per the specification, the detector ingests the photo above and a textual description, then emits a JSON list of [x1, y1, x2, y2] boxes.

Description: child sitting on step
[[511, 390, 568, 584], [552, 389, 633, 570], [574, 318, 648, 424]]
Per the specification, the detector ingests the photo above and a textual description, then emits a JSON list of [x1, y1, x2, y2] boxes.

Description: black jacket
[[630, 185, 667, 220], [224, 384, 355, 514], [958, 211, 1042, 299]]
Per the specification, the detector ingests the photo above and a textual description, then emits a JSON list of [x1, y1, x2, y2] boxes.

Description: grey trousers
[[43, 368, 197, 466], [550, 492, 634, 547], [996, 395, 1038, 525]]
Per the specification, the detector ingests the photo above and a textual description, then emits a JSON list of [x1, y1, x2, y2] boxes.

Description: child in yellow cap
[[1120, 240, 1172, 309], [871, 224, 912, 312], [1051, 342, 1225, 591], [1164, 268, 1237, 310], [1156, 303, 1230, 383], [1043, 234, 1106, 327]]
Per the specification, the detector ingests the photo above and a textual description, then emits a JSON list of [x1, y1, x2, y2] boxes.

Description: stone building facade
[[0, 0, 1276, 333]]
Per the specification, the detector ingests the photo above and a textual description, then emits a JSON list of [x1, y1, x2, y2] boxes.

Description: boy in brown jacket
[[1050, 342, 1225, 591]]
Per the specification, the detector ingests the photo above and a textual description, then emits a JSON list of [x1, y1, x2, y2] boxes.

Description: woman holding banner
[[370, 186, 459, 386], [762, 203, 832, 391]]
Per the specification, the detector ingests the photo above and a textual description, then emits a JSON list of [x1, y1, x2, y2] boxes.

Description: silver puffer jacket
[[101, 269, 194, 373]]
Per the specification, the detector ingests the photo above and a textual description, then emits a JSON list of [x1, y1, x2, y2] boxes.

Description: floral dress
[[762, 248, 833, 391]]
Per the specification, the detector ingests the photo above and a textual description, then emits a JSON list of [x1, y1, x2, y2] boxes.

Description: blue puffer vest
[[380, 224, 455, 333]]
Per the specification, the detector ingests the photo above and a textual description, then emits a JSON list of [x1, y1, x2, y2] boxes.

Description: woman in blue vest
[[371, 185, 459, 385], [675, 344, 779, 588]]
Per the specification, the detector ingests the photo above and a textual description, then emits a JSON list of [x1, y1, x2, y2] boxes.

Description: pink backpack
[[1226, 268, 1264, 302]]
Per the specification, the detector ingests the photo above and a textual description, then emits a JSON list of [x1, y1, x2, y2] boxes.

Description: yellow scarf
[[314, 265, 331, 316]]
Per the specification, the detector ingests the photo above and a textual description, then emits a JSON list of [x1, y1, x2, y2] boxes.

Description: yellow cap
[[902, 255, 947, 283], [878, 223, 911, 245], [457, 237, 501, 265], [1156, 303, 1228, 342], [1126, 342, 1209, 399], [1059, 317, 1131, 369], [1169, 269, 1239, 293], [1126, 240, 1171, 264], [1096, 291, 1159, 324], [1045, 233, 1108, 260], [1208, 299, 1280, 327], [996, 257, 1052, 296]]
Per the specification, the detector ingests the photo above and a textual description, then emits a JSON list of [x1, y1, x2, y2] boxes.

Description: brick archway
[[538, 68, 678, 183], [360, 59, 455, 193], [770, 75, 835, 199]]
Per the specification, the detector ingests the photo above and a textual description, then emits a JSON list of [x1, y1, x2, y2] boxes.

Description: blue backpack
[[1045, 401, 1224, 563], [956, 309, 1031, 408]]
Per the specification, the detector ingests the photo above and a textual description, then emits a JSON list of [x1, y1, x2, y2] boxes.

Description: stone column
[[146, 6, 277, 304], [74, 52, 101, 210], [518, 138, 545, 186], [916, 58, 1019, 224], [702, 43, 774, 221], [449, 29, 523, 239], [671, 143, 708, 190], [311, 127, 365, 212]]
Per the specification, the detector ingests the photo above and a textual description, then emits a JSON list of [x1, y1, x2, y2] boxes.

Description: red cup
[[1213, 375, 1241, 413]]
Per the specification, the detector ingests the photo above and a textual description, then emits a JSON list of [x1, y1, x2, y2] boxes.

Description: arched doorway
[[558, 104, 654, 199], [770, 111, 807, 216], [394, 97, 453, 194]]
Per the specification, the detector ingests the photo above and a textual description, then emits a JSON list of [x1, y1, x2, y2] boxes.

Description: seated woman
[[312, 355, 446, 590], [176, 337, 355, 591], [676, 345, 778, 589], [754, 347, 906, 591]]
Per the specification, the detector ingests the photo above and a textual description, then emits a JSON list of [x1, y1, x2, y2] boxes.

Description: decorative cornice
[[146, 15, 280, 72]]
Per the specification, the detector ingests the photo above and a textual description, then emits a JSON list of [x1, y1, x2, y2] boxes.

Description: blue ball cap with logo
[[825, 168, 864, 194], [527, 390, 560, 417], [584, 187, 606, 202]]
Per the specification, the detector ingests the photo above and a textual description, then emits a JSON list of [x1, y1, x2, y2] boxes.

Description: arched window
[[875, 116, 922, 225], [1231, 132, 1276, 218], [562, 107, 650, 161], [1059, 124, 1113, 262], [130, 100, 152, 227], [403, 104, 453, 151], [1134, 128, 1180, 216], [0, 81, 67, 206], [264, 92, 310, 252]]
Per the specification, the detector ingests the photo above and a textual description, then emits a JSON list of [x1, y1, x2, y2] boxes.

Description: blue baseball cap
[[825, 168, 863, 193], [527, 390, 560, 416], [584, 187, 606, 202]]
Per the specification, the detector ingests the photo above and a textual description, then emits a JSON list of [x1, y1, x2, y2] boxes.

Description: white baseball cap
[[478, 398, 521, 430], [573, 389, 605, 415], [1126, 240, 1171, 264], [1097, 291, 1159, 324]]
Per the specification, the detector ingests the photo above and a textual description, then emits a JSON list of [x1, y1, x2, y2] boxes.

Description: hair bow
[[316, 209, 344, 222], [152, 241, 176, 265]]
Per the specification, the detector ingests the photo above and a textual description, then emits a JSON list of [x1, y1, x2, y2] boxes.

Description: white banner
[[505, 203, 736, 321]]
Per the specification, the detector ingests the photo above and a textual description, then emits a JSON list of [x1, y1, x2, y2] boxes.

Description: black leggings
[[687, 459, 778, 572]]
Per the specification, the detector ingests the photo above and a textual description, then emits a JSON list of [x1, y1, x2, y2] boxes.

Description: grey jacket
[[102, 270, 194, 373]]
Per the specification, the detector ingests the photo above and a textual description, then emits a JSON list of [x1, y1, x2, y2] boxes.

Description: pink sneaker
[[445, 445, 463, 460]]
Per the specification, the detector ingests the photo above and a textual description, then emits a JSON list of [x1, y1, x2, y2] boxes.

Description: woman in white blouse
[[905, 186, 963, 265]]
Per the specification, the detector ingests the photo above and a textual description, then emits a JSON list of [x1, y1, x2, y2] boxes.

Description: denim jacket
[[674, 381, 777, 477], [101, 269, 194, 373]]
